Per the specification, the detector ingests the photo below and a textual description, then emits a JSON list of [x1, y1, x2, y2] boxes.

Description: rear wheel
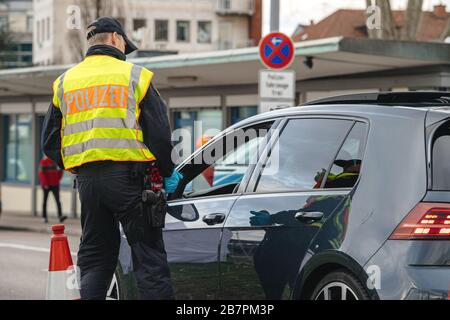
[[311, 270, 371, 300], [107, 265, 139, 300], [106, 273, 120, 300]]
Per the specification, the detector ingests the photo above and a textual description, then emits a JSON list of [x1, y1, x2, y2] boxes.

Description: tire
[[310, 269, 371, 300], [107, 265, 139, 300], [106, 271, 121, 300]]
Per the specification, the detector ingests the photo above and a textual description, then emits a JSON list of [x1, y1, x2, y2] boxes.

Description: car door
[[163, 120, 276, 299], [219, 117, 368, 300]]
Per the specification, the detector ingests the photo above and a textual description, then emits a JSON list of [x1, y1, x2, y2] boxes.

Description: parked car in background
[[110, 92, 450, 300]]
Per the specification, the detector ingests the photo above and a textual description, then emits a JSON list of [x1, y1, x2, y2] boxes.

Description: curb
[[0, 223, 81, 237]]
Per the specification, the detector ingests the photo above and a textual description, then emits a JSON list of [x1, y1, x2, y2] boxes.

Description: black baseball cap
[[87, 17, 138, 55]]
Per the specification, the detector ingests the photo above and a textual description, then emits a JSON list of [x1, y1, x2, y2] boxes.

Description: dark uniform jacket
[[41, 45, 175, 177]]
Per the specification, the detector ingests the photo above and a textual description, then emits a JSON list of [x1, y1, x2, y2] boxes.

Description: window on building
[[219, 0, 232, 10], [218, 22, 233, 49], [133, 18, 146, 31], [155, 20, 168, 41], [4, 115, 33, 183], [46, 17, 50, 40], [20, 55, 32, 63], [132, 18, 147, 43], [230, 106, 258, 125], [115, 17, 126, 28], [255, 119, 355, 193], [36, 20, 41, 43], [20, 43, 32, 52], [197, 21, 212, 44], [0, 16, 8, 30], [173, 109, 223, 160], [40, 19, 45, 43], [26, 16, 33, 33], [35, 115, 72, 187], [177, 20, 190, 42]]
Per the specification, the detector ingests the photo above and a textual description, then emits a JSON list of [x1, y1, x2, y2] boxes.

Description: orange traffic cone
[[45, 224, 80, 300]]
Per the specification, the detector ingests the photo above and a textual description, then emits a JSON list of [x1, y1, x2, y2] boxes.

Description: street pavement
[[0, 213, 81, 300]]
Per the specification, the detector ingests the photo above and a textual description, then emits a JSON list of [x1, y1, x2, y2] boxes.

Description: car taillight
[[390, 203, 450, 240]]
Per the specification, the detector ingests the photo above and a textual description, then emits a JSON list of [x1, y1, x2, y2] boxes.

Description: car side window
[[183, 122, 273, 198], [255, 119, 354, 193], [324, 122, 368, 189], [432, 120, 450, 190]]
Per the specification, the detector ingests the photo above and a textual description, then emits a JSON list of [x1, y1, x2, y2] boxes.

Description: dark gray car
[[110, 92, 450, 300]]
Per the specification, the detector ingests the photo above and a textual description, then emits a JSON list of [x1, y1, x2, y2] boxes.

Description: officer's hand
[[164, 171, 183, 194]]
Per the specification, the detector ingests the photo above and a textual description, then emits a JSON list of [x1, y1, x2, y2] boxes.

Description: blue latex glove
[[250, 210, 271, 226], [164, 171, 183, 194]]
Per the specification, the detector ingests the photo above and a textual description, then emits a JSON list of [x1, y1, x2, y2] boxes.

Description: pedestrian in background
[[39, 155, 66, 224]]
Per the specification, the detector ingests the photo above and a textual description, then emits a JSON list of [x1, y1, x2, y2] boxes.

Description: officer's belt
[[77, 161, 136, 176]]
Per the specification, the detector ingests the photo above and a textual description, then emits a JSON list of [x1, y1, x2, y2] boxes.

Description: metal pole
[[0, 114, 4, 196], [31, 100, 37, 217], [71, 178, 77, 218], [221, 95, 227, 130], [270, 0, 280, 32]]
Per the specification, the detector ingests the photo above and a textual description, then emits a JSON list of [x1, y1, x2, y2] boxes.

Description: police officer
[[41, 17, 183, 300]]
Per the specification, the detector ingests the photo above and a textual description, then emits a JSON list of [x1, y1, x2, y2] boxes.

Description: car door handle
[[295, 211, 324, 224], [203, 213, 226, 226]]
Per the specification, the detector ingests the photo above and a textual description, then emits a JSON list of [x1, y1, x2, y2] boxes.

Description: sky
[[262, 0, 450, 35]]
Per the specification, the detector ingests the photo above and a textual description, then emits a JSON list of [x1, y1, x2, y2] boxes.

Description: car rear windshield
[[432, 120, 450, 190]]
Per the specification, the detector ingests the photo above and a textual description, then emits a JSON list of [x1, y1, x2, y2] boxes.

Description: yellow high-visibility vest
[[52, 55, 156, 170]]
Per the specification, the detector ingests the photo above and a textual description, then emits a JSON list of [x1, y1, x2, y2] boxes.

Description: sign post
[[258, 32, 296, 113], [259, 70, 295, 113]]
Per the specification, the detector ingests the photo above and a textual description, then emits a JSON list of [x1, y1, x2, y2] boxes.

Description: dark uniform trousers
[[42, 186, 63, 220], [76, 161, 174, 300]]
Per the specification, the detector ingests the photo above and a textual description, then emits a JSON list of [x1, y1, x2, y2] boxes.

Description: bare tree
[[366, 0, 397, 39], [402, 0, 423, 40], [0, 0, 17, 68], [366, 0, 425, 41], [0, 24, 14, 51], [441, 19, 450, 41], [380, 0, 398, 39], [67, 0, 114, 63], [0, 3, 17, 69], [0, 25, 16, 69], [366, 0, 379, 39]]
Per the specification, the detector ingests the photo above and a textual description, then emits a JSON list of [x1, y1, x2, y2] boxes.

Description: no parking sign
[[258, 32, 296, 113], [259, 32, 295, 70]]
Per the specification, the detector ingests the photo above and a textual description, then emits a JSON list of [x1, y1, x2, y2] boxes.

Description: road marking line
[[0, 242, 77, 256]]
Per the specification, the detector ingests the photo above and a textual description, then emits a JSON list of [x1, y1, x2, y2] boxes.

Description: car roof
[[303, 91, 450, 106], [233, 92, 450, 129]]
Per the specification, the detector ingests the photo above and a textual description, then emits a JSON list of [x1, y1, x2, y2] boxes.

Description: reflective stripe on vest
[[53, 56, 156, 170], [332, 172, 359, 180]]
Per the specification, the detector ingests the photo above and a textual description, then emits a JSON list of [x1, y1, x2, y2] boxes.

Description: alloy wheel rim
[[315, 281, 359, 300], [106, 274, 120, 300]]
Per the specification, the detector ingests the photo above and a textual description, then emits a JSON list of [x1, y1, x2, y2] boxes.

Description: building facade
[[33, 0, 262, 66], [0, 0, 33, 68]]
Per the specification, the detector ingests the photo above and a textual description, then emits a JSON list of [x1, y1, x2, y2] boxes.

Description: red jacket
[[39, 157, 63, 187]]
